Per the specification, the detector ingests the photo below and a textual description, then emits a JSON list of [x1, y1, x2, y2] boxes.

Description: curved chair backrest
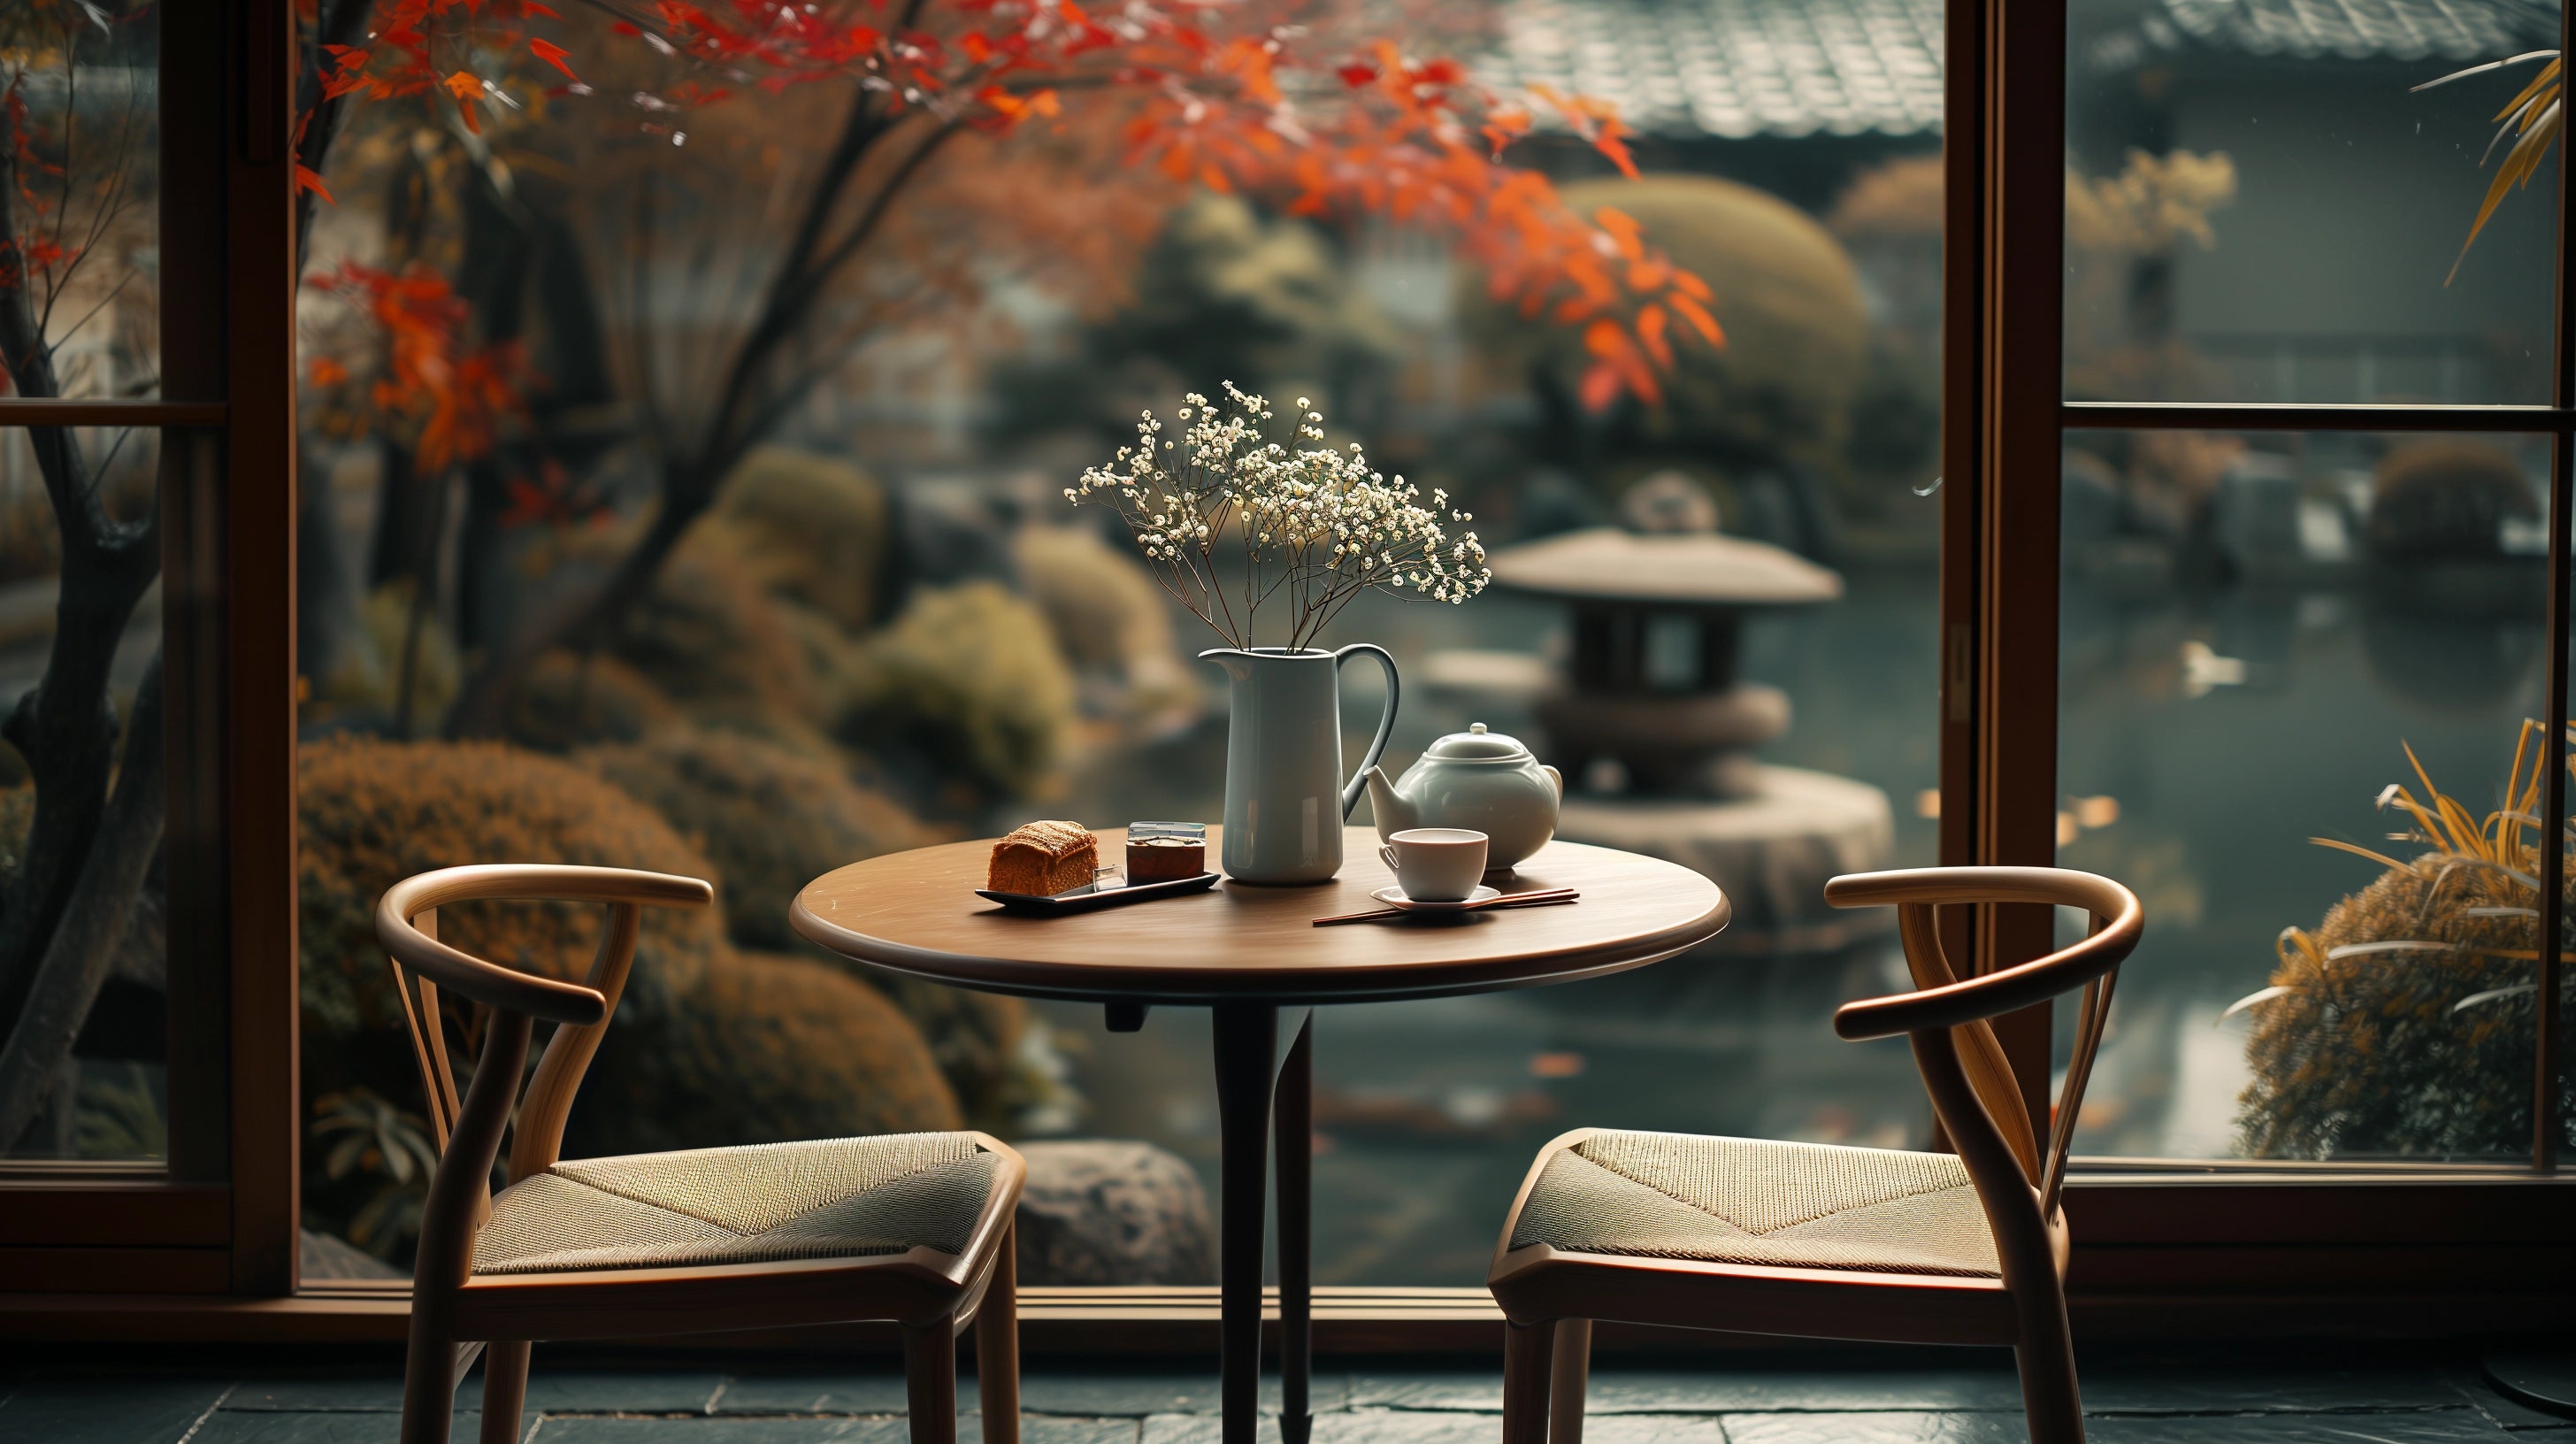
[[1824, 866, 2143, 1287], [373, 864, 715, 1267]]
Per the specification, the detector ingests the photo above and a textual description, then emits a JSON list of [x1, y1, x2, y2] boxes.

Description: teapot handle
[[1335, 642, 1401, 820]]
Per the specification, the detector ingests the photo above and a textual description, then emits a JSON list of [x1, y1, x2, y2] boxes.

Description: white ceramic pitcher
[[1200, 645, 1400, 885]]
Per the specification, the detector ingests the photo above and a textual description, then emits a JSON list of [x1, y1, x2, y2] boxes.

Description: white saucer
[[1370, 884, 1501, 913]]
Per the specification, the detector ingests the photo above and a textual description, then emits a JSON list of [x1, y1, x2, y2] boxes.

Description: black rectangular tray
[[975, 870, 1220, 915]]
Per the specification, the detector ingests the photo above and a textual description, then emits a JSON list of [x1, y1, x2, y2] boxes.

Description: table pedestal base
[[1210, 1003, 1315, 1444]]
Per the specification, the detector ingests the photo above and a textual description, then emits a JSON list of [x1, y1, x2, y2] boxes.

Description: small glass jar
[[1125, 821, 1208, 884]]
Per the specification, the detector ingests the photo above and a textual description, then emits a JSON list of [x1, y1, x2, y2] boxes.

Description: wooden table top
[[790, 826, 1730, 1006]]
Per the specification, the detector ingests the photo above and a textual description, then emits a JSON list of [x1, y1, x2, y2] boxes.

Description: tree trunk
[[0, 652, 165, 1150]]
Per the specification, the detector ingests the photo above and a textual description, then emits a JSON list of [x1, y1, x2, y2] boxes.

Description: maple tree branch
[[0, 124, 164, 1049], [296, 0, 380, 269]]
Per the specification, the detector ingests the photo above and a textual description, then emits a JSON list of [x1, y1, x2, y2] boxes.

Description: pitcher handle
[[1335, 642, 1401, 819]]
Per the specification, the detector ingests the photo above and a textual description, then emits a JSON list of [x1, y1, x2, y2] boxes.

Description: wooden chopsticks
[[1313, 888, 1581, 926]]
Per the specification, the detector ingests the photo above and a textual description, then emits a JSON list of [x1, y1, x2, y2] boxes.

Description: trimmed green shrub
[[503, 649, 678, 753], [571, 948, 962, 1156], [840, 580, 1077, 798], [577, 725, 932, 952], [1465, 174, 1869, 477], [708, 446, 889, 633]]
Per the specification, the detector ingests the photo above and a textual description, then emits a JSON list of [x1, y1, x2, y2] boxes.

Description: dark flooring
[[4, 1351, 2571, 1444]]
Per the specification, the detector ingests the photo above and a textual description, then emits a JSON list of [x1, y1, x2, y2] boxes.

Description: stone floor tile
[[1348, 1370, 2024, 1415], [503, 1371, 732, 1416], [1139, 1409, 1284, 1444], [1029, 1375, 1351, 1418], [2086, 1413, 2508, 1443], [1311, 1411, 1499, 1444], [1720, 1412, 2030, 1444], [226, 1378, 411, 1412], [190, 1412, 486, 1443], [2083, 1371, 2473, 1416], [529, 1422, 903, 1442], [715, 1376, 916, 1417], [1570, 1413, 1731, 1444], [2448, 1371, 2576, 1432], [1018, 1419, 1146, 1444], [0, 1377, 234, 1444]]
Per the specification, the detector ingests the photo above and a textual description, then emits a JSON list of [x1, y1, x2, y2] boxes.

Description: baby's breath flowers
[[1065, 383, 1491, 651]]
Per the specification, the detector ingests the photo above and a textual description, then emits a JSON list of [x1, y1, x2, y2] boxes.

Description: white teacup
[[1377, 827, 1490, 902]]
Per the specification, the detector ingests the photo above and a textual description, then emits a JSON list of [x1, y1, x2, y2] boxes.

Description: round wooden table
[[792, 826, 1729, 1444]]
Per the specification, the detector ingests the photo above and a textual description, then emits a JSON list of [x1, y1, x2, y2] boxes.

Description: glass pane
[[0, 3, 160, 401], [2059, 428, 2546, 1162], [293, 1, 1943, 1279], [2066, 0, 2557, 403], [0, 422, 168, 1161]]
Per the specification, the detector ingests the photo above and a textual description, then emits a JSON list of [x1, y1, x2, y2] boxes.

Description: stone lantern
[[1491, 473, 1843, 798], [1472, 473, 1892, 956]]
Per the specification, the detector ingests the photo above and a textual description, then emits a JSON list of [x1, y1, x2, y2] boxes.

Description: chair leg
[[2012, 1292, 2087, 1444], [398, 1308, 457, 1444], [1502, 1317, 1559, 1444], [907, 1317, 962, 1444], [1548, 1319, 1591, 1444], [478, 1341, 533, 1444], [976, 1228, 1021, 1444]]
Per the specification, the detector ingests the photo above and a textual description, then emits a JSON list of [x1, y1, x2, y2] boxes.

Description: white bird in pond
[[2181, 640, 2247, 698]]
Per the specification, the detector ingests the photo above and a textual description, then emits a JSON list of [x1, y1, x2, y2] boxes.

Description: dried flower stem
[[1065, 383, 1491, 650]]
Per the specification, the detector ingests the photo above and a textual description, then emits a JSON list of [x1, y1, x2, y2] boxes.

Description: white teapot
[[1361, 723, 1565, 873]]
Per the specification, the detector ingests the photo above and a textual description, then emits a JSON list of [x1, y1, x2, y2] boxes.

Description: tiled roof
[[2101, 0, 2559, 68], [1483, 0, 2559, 141], [2133, 0, 2555, 63], [1479, 0, 1947, 140]]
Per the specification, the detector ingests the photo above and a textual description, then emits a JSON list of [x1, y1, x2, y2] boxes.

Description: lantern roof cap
[[1488, 526, 1844, 606]]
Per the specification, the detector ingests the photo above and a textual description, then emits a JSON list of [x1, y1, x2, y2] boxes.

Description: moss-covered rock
[[2239, 850, 2574, 1158], [1465, 174, 1869, 477], [503, 649, 678, 753], [709, 446, 889, 633], [569, 948, 962, 1156], [839, 580, 1077, 798], [577, 725, 932, 952]]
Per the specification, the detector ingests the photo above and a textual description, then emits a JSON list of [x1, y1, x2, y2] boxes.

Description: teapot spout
[[1362, 764, 1417, 839]]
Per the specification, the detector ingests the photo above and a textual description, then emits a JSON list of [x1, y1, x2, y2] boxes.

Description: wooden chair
[[376, 864, 1026, 1444], [1488, 865, 2143, 1444]]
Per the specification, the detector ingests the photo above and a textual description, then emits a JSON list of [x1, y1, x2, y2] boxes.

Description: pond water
[[1055, 553, 2552, 1286]]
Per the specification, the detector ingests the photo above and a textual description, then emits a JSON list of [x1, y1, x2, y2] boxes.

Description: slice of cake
[[988, 820, 1099, 896]]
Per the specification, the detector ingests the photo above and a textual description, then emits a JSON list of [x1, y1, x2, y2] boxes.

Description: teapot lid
[[1422, 722, 1534, 762]]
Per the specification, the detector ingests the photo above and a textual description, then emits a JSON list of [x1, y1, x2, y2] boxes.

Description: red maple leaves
[[304, 0, 1719, 413], [306, 261, 529, 475]]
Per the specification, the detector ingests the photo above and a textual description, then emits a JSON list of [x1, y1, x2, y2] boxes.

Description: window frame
[[4, 0, 2571, 1342], [0, 0, 300, 1297]]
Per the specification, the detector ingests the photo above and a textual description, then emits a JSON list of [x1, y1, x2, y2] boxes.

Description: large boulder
[[1012, 1140, 1216, 1286]]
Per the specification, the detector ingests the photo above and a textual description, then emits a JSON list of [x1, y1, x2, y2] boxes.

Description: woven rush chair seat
[[474, 1133, 1004, 1276], [1508, 1129, 1999, 1279], [1490, 868, 2146, 1444]]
